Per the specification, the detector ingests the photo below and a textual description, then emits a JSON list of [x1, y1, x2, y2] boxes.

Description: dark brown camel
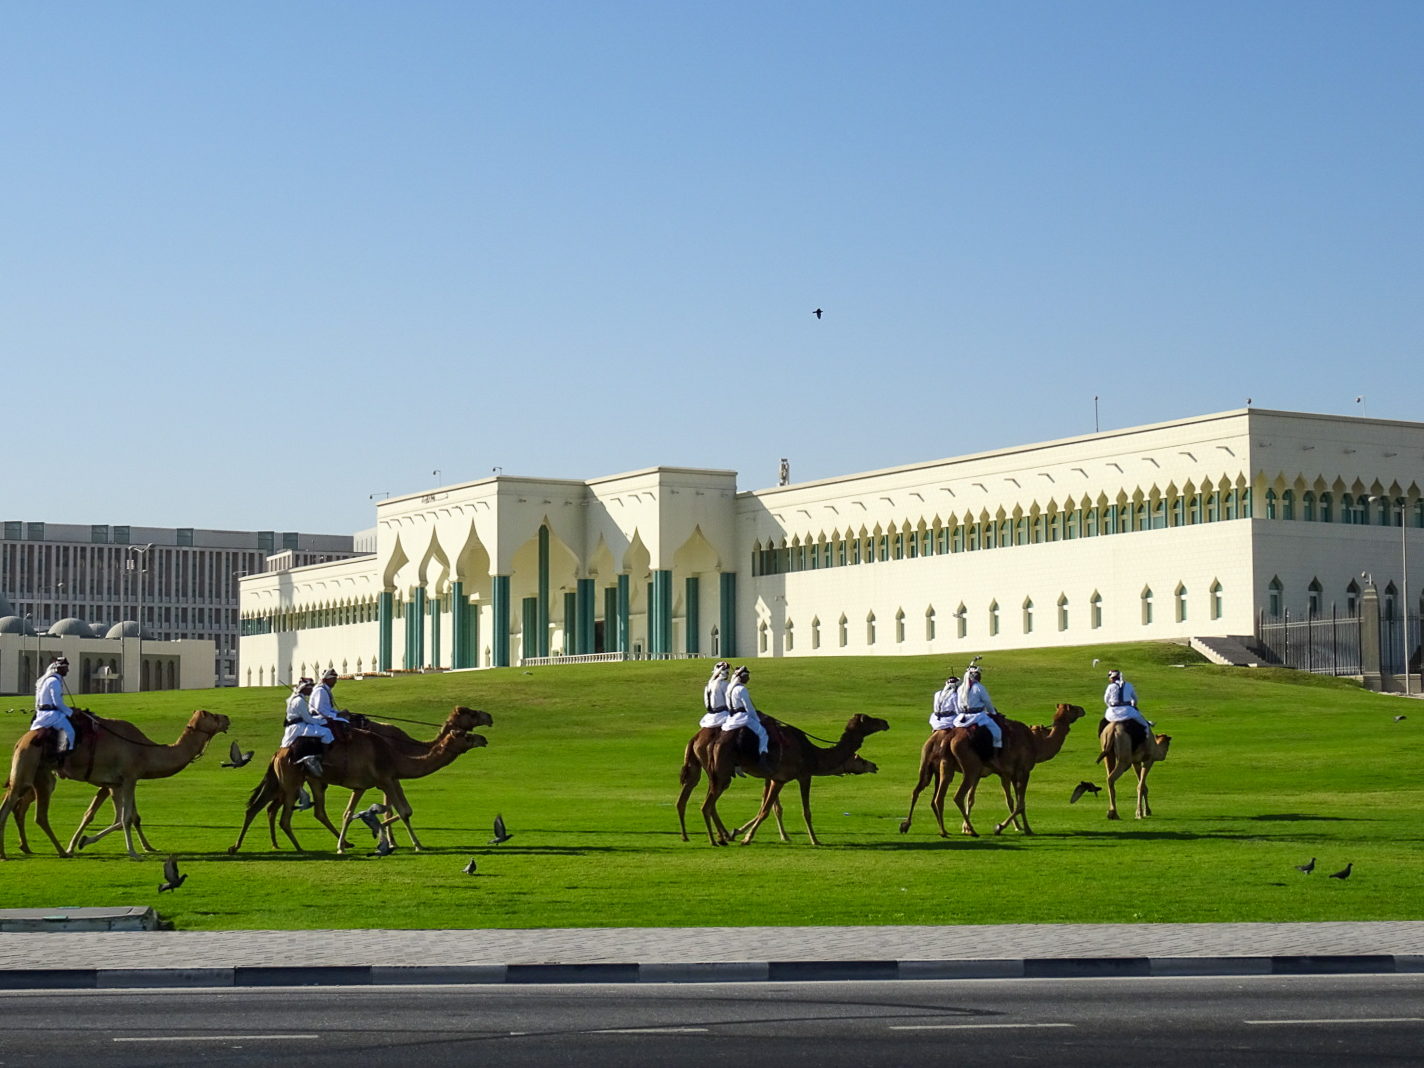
[[676, 724, 877, 842], [699, 713, 890, 846], [942, 704, 1085, 837], [229, 727, 486, 854], [1098, 721, 1172, 819]]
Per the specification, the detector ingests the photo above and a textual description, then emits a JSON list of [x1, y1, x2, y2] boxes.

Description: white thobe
[[700, 676, 731, 729], [1104, 680, 1151, 730], [952, 681, 1001, 747], [282, 692, 334, 748], [310, 683, 348, 725], [929, 684, 960, 731], [721, 681, 769, 753], [31, 672, 74, 750]]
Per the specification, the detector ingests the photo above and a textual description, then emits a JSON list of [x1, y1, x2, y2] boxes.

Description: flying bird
[[1069, 781, 1101, 804], [356, 803, 389, 840], [1328, 863, 1352, 880], [1395, 715, 1407, 722], [813, 308, 823, 319], [1295, 857, 1315, 874], [158, 855, 186, 893], [489, 813, 513, 845], [462, 857, 478, 875], [1092, 658, 1100, 667], [294, 786, 314, 812], [221, 740, 253, 769]]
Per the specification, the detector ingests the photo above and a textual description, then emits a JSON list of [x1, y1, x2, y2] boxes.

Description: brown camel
[[675, 724, 877, 842], [277, 706, 494, 849], [0, 709, 230, 860], [1098, 721, 1172, 819], [941, 704, 1085, 837], [228, 727, 487, 854], [699, 713, 890, 846]]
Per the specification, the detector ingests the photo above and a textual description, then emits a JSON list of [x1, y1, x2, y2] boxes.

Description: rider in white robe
[[929, 675, 961, 731], [31, 658, 76, 753], [700, 661, 732, 729], [721, 666, 772, 769], [1104, 670, 1152, 732], [951, 666, 1002, 748]]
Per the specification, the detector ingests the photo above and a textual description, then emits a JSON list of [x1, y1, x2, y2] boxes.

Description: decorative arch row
[[241, 594, 382, 636]]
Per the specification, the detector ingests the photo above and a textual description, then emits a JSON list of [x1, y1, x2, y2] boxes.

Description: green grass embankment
[[1, 642, 1419, 929]]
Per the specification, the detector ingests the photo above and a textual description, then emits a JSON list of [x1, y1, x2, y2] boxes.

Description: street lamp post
[[124, 544, 153, 693], [1367, 496, 1410, 696]]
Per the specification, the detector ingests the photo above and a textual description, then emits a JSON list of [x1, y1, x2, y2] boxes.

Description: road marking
[[112, 1034, 321, 1043], [591, 1027, 710, 1034], [1244, 1018, 1424, 1026], [889, 1023, 1074, 1031]]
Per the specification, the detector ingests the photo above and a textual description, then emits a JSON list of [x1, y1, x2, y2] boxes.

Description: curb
[[0, 955, 1419, 990]]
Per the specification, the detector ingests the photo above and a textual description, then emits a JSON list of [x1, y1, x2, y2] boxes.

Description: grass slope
[[1, 642, 1420, 930]]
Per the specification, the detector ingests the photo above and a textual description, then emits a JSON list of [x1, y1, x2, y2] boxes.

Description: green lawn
[[2, 642, 1420, 930]]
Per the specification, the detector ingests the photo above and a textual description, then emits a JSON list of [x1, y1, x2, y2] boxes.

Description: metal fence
[[1256, 611, 1362, 675], [1381, 615, 1422, 675]]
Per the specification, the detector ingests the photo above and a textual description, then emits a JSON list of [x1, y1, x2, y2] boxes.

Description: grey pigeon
[[221, 740, 253, 769], [372, 836, 394, 857], [1295, 857, 1315, 874], [1069, 781, 1101, 804], [294, 786, 314, 812], [1329, 862, 1352, 880], [462, 857, 478, 875], [1395, 715, 1407, 722], [356, 803, 389, 840], [489, 813, 513, 845], [158, 855, 186, 893]]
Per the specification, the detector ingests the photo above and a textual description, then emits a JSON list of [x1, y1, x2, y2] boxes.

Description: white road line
[[1244, 1018, 1424, 1026], [889, 1023, 1075, 1031], [112, 1034, 321, 1043], [591, 1027, 710, 1034]]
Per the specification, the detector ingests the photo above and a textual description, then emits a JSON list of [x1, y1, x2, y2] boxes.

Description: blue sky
[[3, 2, 1421, 534]]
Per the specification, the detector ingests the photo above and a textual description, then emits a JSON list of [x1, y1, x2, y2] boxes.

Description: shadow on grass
[[1212, 813, 1365, 823]]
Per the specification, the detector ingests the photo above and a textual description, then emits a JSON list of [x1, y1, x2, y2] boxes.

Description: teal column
[[522, 597, 539, 663], [429, 593, 441, 669], [563, 591, 577, 655], [685, 576, 700, 655], [450, 581, 467, 669], [651, 570, 673, 656], [491, 575, 511, 667], [410, 587, 427, 668], [577, 578, 596, 655], [378, 591, 393, 671], [603, 586, 618, 654], [719, 572, 737, 658], [537, 525, 550, 658], [465, 595, 479, 667], [617, 574, 630, 654]]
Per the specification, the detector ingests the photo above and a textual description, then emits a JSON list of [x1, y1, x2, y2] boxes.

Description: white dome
[[0, 615, 34, 635], [48, 617, 92, 637], [104, 621, 156, 640]]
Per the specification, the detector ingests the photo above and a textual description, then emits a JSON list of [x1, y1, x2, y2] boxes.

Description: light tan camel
[[0, 709, 230, 860], [228, 728, 486, 854], [287, 706, 494, 848], [676, 724, 877, 842], [699, 713, 890, 846], [1098, 721, 1172, 819], [942, 704, 1085, 837]]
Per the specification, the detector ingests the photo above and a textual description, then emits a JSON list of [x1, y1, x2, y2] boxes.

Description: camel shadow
[[856, 840, 1025, 851], [1218, 813, 1364, 823]]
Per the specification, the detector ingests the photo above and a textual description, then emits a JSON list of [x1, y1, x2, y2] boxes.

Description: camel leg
[[131, 811, 160, 853], [307, 782, 347, 846], [929, 762, 955, 838], [107, 784, 143, 860], [701, 773, 736, 846], [794, 776, 820, 846], [12, 792, 32, 854], [384, 784, 420, 850], [1136, 763, 1151, 819], [335, 789, 367, 854], [68, 788, 112, 853], [733, 780, 774, 837], [900, 763, 937, 834], [30, 775, 70, 857], [771, 796, 788, 842], [1105, 755, 1128, 820], [952, 775, 979, 837], [996, 775, 1031, 836], [675, 765, 700, 842], [738, 780, 784, 844]]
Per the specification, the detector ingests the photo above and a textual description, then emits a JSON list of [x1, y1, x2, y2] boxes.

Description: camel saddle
[[728, 721, 782, 767], [1097, 716, 1147, 747], [964, 724, 996, 763]]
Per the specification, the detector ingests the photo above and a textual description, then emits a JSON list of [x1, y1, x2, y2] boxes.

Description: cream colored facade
[[240, 408, 1424, 682], [0, 631, 215, 695]]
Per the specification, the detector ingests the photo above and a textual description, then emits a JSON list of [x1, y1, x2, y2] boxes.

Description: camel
[[1098, 721, 1172, 820], [0, 709, 230, 860], [937, 704, 1085, 838], [276, 706, 494, 848], [699, 713, 890, 846], [675, 724, 877, 842], [228, 727, 487, 854]]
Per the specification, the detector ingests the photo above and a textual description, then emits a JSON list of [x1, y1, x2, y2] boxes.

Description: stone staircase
[[1189, 635, 1277, 667]]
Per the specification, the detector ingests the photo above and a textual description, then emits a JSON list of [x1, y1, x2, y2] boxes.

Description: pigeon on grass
[[462, 857, 478, 875], [1395, 715, 1407, 722], [356, 803, 389, 839], [371, 837, 394, 857], [1295, 858, 1315, 874], [489, 814, 513, 845], [158, 855, 186, 893], [1328, 863, 1353, 880], [1069, 781, 1101, 804], [221, 741, 253, 769]]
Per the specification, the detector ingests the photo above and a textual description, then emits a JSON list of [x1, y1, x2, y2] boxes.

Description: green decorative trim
[[617, 574, 630, 653], [491, 576, 511, 667], [522, 597, 539, 664], [719, 572, 737, 658], [537, 525, 550, 658], [563, 591, 578, 655], [378, 592, 393, 671], [685, 576, 700, 655], [577, 578, 596, 655]]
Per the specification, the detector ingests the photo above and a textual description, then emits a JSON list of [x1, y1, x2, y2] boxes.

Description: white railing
[[518, 651, 708, 667]]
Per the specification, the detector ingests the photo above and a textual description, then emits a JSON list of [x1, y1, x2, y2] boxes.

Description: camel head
[[188, 709, 231, 735], [1149, 733, 1172, 760], [1054, 703, 1086, 726], [833, 752, 878, 776], [448, 706, 495, 730], [445, 730, 489, 755], [845, 714, 891, 738]]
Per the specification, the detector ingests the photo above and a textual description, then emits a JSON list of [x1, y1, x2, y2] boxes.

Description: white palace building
[[238, 408, 1424, 685]]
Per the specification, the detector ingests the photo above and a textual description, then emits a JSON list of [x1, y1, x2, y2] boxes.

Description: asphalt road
[[1, 975, 1421, 1067]]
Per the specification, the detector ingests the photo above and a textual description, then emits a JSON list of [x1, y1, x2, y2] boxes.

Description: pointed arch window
[[1141, 588, 1154, 626], [1303, 491, 1316, 521], [838, 614, 848, 648], [1090, 591, 1103, 629], [1022, 597, 1034, 634], [955, 603, 967, 639], [1347, 579, 1360, 617], [1282, 489, 1295, 520], [1175, 583, 1187, 623], [866, 611, 877, 645], [1319, 492, 1334, 523], [1268, 576, 1284, 619], [1265, 489, 1278, 519], [810, 616, 821, 650], [784, 618, 794, 651], [1210, 580, 1223, 620], [925, 606, 936, 641], [988, 600, 1000, 637], [1057, 593, 1069, 631]]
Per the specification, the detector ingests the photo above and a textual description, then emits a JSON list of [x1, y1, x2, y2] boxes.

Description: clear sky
[[3, 2, 1421, 535]]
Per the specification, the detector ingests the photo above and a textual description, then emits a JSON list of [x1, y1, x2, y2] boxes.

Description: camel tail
[[678, 740, 698, 786], [246, 766, 280, 809], [1095, 749, 1109, 764]]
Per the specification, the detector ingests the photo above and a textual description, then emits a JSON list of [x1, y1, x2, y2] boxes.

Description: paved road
[[2, 974, 1422, 1067]]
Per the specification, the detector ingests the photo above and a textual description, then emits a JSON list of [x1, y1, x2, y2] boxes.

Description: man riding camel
[[31, 657, 77, 766], [930, 673, 961, 731], [1103, 669, 1153, 735], [720, 665, 773, 773], [282, 677, 330, 776], [310, 668, 350, 730], [700, 661, 732, 728], [951, 665, 1002, 750]]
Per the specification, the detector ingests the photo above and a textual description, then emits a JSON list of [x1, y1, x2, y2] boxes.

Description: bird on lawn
[[372, 837, 394, 857], [462, 857, 478, 875], [294, 786, 313, 812], [158, 855, 186, 893], [221, 740, 253, 769], [1295, 858, 1315, 874], [1329, 863, 1353, 880], [1395, 715, 1407, 722], [1092, 658, 1100, 667], [813, 308, 823, 319], [1069, 781, 1101, 804], [489, 813, 513, 845], [356, 803, 389, 839]]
